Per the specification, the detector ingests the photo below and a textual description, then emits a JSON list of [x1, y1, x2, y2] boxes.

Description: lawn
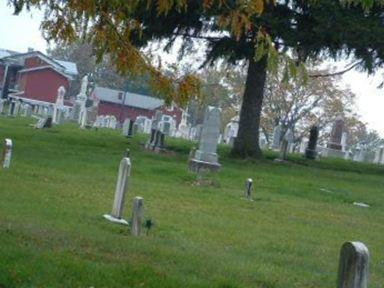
[[0, 117, 383, 288]]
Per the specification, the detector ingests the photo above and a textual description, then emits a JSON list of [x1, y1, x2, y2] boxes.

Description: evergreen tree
[[10, 0, 384, 158]]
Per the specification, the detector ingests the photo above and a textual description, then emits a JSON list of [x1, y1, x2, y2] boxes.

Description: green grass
[[0, 116, 383, 288]]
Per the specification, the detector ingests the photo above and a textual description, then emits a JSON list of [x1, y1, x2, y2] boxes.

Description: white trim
[[18, 65, 73, 80]]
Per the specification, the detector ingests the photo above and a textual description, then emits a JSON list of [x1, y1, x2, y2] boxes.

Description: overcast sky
[[1, 2, 383, 136]]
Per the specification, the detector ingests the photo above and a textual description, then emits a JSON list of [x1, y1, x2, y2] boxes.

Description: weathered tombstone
[[279, 129, 293, 160], [244, 178, 253, 200], [341, 132, 348, 152], [2, 138, 12, 169], [160, 121, 171, 136], [337, 241, 369, 288], [34, 117, 46, 129], [14, 101, 21, 116], [271, 124, 282, 150], [122, 118, 134, 137], [43, 117, 53, 128], [305, 126, 319, 160], [53, 86, 66, 124], [8, 100, 16, 116], [224, 116, 239, 144], [103, 157, 131, 225], [131, 196, 144, 236], [373, 146, 384, 164], [85, 106, 98, 128], [189, 106, 221, 172], [328, 116, 345, 150], [353, 146, 365, 162], [0, 99, 4, 114]]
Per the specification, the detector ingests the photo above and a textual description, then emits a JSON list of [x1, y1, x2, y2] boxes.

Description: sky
[[1, 2, 383, 136]]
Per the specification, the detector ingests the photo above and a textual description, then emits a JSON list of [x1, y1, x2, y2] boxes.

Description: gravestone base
[[322, 147, 346, 159], [188, 158, 221, 172], [103, 214, 129, 225]]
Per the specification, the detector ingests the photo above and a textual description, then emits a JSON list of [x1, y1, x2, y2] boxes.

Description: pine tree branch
[[308, 61, 363, 78], [171, 32, 223, 41]]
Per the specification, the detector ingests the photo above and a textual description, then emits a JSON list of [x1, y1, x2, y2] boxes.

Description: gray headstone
[[328, 116, 345, 151], [131, 196, 144, 236], [272, 125, 281, 149], [337, 241, 369, 288], [194, 106, 221, 163]]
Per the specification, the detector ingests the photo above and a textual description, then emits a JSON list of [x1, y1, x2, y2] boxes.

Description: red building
[[0, 49, 78, 104], [94, 86, 183, 126], [0, 49, 182, 126]]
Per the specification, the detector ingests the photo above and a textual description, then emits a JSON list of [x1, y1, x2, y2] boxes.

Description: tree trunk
[[231, 55, 268, 158]]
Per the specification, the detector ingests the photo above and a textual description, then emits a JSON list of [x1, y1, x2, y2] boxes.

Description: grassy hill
[[0, 117, 383, 288]]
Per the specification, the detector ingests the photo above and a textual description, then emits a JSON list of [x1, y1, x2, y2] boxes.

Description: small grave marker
[[244, 178, 253, 200], [2, 139, 12, 169], [337, 241, 369, 288], [131, 196, 144, 236]]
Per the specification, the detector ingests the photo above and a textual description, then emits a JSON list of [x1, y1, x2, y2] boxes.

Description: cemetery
[[0, 115, 383, 287], [2, 1, 384, 287]]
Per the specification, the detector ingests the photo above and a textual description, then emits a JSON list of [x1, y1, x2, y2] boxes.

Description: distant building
[[0, 49, 78, 106], [93, 86, 182, 126]]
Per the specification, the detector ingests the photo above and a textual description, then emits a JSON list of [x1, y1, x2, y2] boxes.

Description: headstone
[[244, 178, 253, 200], [341, 132, 348, 152], [71, 101, 82, 122], [8, 100, 16, 116], [271, 125, 282, 150], [160, 121, 171, 136], [337, 241, 369, 288], [122, 118, 134, 137], [373, 146, 384, 164], [189, 106, 221, 172], [34, 117, 52, 129], [109, 116, 117, 129], [353, 146, 365, 162], [328, 116, 345, 150], [279, 129, 293, 160], [85, 106, 98, 128], [103, 157, 131, 225], [224, 116, 239, 144], [53, 86, 66, 124], [305, 126, 319, 160], [131, 196, 144, 236], [0, 99, 4, 114], [2, 138, 12, 169], [14, 101, 21, 116]]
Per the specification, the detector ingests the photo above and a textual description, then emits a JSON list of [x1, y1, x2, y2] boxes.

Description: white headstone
[[2, 138, 12, 169], [189, 106, 221, 171], [103, 157, 131, 225]]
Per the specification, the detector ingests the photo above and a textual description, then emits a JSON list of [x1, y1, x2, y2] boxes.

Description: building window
[[118, 92, 123, 100]]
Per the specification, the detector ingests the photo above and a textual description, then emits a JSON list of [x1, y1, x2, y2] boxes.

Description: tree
[[48, 42, 154, 96], [261, 68, 357, 147], [9, 0, 384, 158]]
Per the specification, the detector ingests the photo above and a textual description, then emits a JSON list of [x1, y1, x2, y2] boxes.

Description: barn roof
[[94, 86, 164, 110], [0, 49, 78, 77]]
